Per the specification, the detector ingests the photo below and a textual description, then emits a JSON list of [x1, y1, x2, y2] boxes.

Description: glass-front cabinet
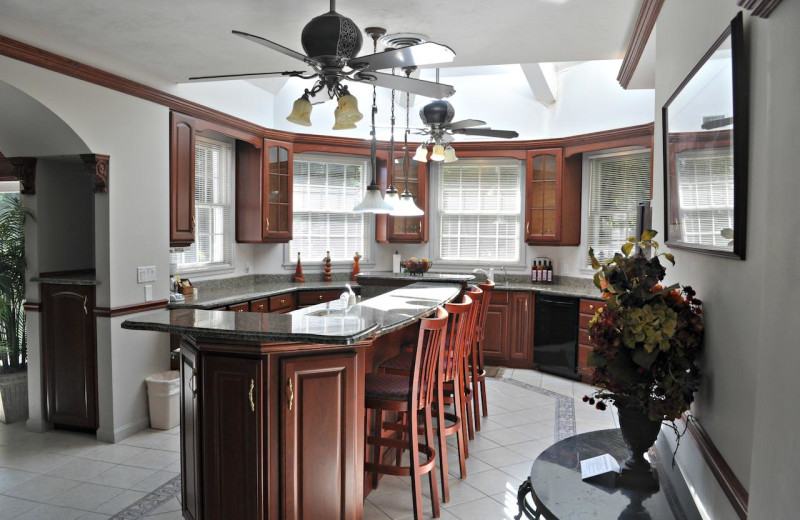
[[377, 154, 428, 244], [525, 148, 562, 243], [264, 142, 292, 241]]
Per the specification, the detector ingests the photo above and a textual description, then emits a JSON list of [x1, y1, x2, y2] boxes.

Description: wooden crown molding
[[738, 0, 783, 18], [80, 154, 109, 193], [8, 157, 36, 194], [681, 415, 749, 519], [617, 0, 664, 89]]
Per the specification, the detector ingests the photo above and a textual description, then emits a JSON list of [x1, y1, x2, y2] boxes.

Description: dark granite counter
[[493, 281, 600, 299], [31, 272, 100, 286], [355, 272, 474, 284], [169, 281, 357, 310], [122, 282, 461, 345]]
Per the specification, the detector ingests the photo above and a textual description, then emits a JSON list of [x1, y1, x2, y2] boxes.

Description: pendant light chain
[[389, 70, 396, 189], [404, 74, 411, 192], [369, 34, 378, 186]]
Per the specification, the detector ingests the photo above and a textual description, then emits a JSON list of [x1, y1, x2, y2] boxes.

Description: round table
[[516, 429, 681, 520]]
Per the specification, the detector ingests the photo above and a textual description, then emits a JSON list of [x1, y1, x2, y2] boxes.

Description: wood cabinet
[[236, 139, 293, 243], [281, 352, 362, 520], [297, 289, 344, 309], [180, 339, 201, 520], [577, 298, 603, 381], [41, 283, 98, 429], [228, 302, 249, 313], [376, 156, 429, 244], [524, 149, 581, 245], [249, 297, 270, 313], [170, 112, 196, 247], [269, 292, 296, 313], [482, 290, 535, 368]]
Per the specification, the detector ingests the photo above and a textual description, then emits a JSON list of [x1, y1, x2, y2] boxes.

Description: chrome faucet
[[472, 267, 494, 282], [500, 266, 508, 285]]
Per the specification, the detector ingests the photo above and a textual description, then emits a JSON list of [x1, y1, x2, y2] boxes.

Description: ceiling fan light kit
[[413, 144, 429, 163], [430, 144, 446, 162], [443, 145, 458, 163], [286, 94, 313, 126]]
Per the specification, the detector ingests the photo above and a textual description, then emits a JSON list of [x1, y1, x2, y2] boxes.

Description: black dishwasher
[[534, 294, 580, 380]]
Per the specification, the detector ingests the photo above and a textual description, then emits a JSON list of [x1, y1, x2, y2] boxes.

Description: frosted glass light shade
[[393, 189, 424, 216], [413, 144, 429, 162], [334, 94, 363, 128], [430, 144, 445, 161], [332, 105, 357, 130], [353, 185, 393, 213], [384, 185, 401, 210], [443, 145, 458, 163], [286, 96, 312, 126]]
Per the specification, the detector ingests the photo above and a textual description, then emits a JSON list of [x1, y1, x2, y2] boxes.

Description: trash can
[[146, 370, 180, 430]]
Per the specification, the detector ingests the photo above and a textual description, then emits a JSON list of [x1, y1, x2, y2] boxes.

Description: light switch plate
[[137, 265, 157, 283]]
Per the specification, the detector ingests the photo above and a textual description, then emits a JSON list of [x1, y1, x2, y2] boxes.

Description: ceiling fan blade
[[354, 72, 455, 99], [350, 42, 456, 72], [446, 119, 487, 131], [452, 128, 520, 139], [232, 30, 320, 67], [188, 70, 308, 82], [0, 152, 14, 176]]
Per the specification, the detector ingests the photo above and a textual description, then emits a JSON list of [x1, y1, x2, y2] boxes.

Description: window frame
[[282, 152, 375, 269], [171, 134, 236, 277], [431, 158, 526, 269]]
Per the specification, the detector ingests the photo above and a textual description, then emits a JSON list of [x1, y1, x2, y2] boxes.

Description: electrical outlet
[[137, 265, 157, 283], [144, 285, 153, 302]]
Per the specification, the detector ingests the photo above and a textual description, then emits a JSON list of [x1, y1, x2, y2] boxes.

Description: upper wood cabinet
[[170, 112, 196, 247], [236, 139, 293, 243], [376, 155, 429, 244], [524, 149, 581, 245]]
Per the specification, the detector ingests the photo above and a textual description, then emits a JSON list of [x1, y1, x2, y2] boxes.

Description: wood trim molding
[[8, 157, 36, 194], [617, 0, 665, 89], [23, 302, 41, 312], [80, 154, 109, 193], [681, 415, 749, 519], [738, 0, 783, 18], [94, 299, 168, 317]]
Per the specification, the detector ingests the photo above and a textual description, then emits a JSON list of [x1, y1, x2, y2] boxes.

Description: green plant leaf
[[621, 242, 634, 256], [663, 253, 675, 265], [588, 248, 600, 270], [632, 347, 659, 370], [626, 236, 637, 243], [587, 350, 610, 368], [607, 350, 639, 384], [593, 271, 603, 290], [641, 229, 657, 240]]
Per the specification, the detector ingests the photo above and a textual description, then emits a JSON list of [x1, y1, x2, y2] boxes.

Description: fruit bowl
[[401, 257, 432, 275]]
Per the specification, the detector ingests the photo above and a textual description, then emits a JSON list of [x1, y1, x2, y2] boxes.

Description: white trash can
[[146, 370, 180, 430]]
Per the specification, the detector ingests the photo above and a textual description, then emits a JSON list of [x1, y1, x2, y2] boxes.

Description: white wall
[[653, 2, 800, 519]]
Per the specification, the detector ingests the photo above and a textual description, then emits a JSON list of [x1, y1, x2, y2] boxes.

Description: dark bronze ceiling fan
[[188, 0, 457, 105]]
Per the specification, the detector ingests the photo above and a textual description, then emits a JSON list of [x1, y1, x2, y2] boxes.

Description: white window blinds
[[438, 159, 522, 262], [171, 136, 233, 271], [290, 155, 368, 262], [586, 150, 652, 263], [676, 148, 734, 246]]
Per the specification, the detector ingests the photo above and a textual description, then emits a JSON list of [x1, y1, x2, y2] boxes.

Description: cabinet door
[[264, 140, 293, 242], [389, 158, 428, 243], [482, 299, 510, 363], [235, 140, 264, 244], [180, 340, 202, 520], [525, 148, 562, 243], [282, 352, 363, 520], [202, 356, 263, 519], [509, 292, 534, 365], [170, 112, 196, 247], [41, 284, 97, 429]]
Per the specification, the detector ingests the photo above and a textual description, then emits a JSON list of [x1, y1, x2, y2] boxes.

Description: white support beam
[[520, 63, 557, 107]]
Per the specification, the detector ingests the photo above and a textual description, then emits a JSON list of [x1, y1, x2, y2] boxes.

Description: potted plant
[[583, 230, 703, 489], [0, 195, 29, 423]]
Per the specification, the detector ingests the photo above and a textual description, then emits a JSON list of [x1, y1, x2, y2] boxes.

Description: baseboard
[[25, 417, 52, 433], [96, 415, 150, 443]]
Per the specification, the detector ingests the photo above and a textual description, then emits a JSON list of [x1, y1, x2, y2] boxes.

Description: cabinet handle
[[258, 304, 264, 310], [83, 295, 88, 315], [526, 222, 530, 235], [589, 304, 594, 310], [265, 217, 270, 231], [190, 369, 197, 397], [419, 219, 422, 233], [287, 378, 294, 411], [280, 299, 285, 304], [318, 295, 323, 301], [191, 215, 196, 233], [249, 378, 255, 413], [237, 308, 245, 312]]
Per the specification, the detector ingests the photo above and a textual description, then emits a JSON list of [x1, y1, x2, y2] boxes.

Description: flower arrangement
[[583, 230, 704, 422], [401, 257, 432, 275]]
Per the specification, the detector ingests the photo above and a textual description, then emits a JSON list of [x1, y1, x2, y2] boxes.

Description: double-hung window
[[585, 149, 652, 263], [171, 136, 234, 273], [437, 159, 522, 263], [675, 148, 733, 246], [290, 154, 369, 262]]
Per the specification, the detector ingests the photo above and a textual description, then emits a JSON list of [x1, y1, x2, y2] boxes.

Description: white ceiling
[[0, 0, 641, 83]]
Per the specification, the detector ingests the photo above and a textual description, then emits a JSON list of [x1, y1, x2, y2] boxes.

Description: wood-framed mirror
[[662, 11, 748, 259]]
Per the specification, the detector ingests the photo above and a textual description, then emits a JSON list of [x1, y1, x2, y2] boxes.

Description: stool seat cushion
[[379, 352, 414, 372], [365, 373, 411, 401]]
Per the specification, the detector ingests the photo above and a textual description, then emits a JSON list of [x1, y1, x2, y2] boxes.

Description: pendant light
[[383, 78, 401, 210], [352, 32, 393, 214], [286, 92, 313, 126], [391, 80, 424, 217]]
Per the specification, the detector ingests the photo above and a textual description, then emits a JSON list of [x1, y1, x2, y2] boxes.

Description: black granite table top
[[122, 282, 461, 345], [31, 272, 100, 285], [529, 429, 696, 520], [168, 281, 358, 310]]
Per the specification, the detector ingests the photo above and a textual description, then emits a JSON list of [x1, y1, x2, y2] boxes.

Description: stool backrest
[[465, 286, 483, 360], [413, 306, 448, 411], [442, 295, 473, 382], [476, 281, 495, 344]]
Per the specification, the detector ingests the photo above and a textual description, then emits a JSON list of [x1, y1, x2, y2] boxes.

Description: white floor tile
[[471, 446, 532, 469], [129, 470, 179, 493], [0, 494, 38, 520], [0, 467, 38, 493], [12, 503, 85, 520], [46, 482, 124, 511], [4, 474, 80, 501], [92, 489, 147, 515], [119, 449, 180, 471], [81, 444, 147, 464], [45, 459, 115, 483], [445, 495, 519, 519], [88, 465, 156, 489]]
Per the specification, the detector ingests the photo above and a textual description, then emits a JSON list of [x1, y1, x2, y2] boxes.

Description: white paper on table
[[580, 454, 620, 480]]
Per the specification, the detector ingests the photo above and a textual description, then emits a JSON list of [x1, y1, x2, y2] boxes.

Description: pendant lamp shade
[[333, 93, 363, 129], [384, 185, 401, 210], [332, 107, 357, 130], [443, 145, 458, 163], [430, 144, 446, 162], [392, 189, 424, 216], [286, 95, 312, 126], [413, 144, 429, 162], [353, 184, 393, 213]]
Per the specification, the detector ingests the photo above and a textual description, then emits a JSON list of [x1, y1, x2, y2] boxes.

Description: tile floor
[[0, 369, 616, 520]]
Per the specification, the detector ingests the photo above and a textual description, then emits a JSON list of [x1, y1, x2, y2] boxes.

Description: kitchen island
[[122, 282, 461, 520]]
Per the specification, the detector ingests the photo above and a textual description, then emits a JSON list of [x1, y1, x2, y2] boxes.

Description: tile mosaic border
[[112, 475, 181, 519], [497, 376, 577, 441]]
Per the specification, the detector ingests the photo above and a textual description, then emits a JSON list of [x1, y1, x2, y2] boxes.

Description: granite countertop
[[492, 281, 600, 299], [122, 282, 461, 345], [31, 272, 100, 286], [169, 281, 358, 310], [355, 272, 474, 283]]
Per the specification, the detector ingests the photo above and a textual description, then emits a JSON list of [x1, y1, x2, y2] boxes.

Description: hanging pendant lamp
[[391, 82, 424, 217]]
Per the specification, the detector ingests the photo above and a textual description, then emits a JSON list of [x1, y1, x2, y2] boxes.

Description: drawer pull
[[318, 295, 323, 301], [249, 379, 255, 413], [280, 299, 285, 304], [287, 378, 294, 411], [83, 295, 88, 315], [589, 304, 594, 310], [190, 369, 197, 397], [237, 308, 245, 312], [258, 304, 264, 310]]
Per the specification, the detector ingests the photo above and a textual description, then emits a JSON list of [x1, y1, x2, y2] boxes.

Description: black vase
[[616, 404, 661, 491]]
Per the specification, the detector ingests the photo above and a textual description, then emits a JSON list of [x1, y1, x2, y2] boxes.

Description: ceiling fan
[[188, 0, 457, 127], [411, 98, 520, 162]]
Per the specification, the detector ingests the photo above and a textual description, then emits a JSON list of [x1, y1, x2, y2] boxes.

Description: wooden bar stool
[[469, 281, 494, 430], [365, 307, 448, 519]]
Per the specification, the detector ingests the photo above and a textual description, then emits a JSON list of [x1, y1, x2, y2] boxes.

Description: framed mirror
[[662, 11, 748, 259]]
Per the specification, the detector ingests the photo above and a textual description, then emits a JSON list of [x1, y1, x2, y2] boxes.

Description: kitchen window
[[675, 148, 733, 246], [289, 154, 370, 263], [436, 158, 522, 264], [585, 149, 652, 264], [171, 136, 234, 273]]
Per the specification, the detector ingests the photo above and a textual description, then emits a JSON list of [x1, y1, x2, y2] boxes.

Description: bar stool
[[365, 307, 448, 519], [469, 281, 494, 430]]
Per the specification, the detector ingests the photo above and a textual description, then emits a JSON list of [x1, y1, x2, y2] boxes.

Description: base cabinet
[[482, 291, 534, 368], [180, 340, 201, 520]]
